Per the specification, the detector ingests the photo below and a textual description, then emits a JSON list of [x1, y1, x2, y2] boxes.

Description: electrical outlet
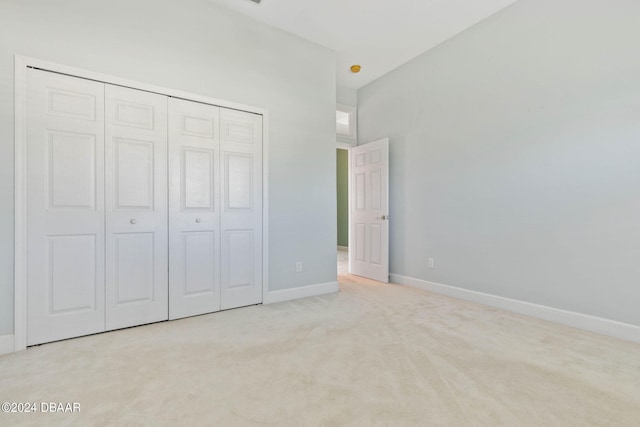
[[296, 262, 303, 273], [428, 258, 435, 269]]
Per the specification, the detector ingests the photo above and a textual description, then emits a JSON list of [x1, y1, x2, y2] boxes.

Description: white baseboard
[[337, 246, 348, 252], [264, 281, 339, 304], [0, 334, 15, 355], [391, 274, 640, 344]]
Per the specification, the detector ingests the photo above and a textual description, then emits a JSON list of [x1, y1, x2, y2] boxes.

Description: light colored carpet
[[1, 252, 639, 426]]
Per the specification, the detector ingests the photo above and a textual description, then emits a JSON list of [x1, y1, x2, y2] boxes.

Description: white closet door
[[168, 98, 221, 319], [26, 69, 106, 345], [220, 109, 263, 310], [105, 85, 168, 330]]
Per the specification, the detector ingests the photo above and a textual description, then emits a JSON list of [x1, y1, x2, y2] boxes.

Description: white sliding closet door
[[105, 85, 169, 330], [220, 109, 263, 310], [26, 69, 106, 345], [168, 98, 221, 319]]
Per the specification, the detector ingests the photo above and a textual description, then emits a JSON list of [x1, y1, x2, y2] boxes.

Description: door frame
[[14, 55, 270, 352]]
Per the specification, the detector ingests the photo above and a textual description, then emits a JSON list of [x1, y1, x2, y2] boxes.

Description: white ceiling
[[208, 0, 517, 90]]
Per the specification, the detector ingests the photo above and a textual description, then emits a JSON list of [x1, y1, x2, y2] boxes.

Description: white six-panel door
[[26, 69, 106, 345], [105, 85, 169, 330], [349, 138, 389, 283], [220, 109, 263, 310], [168, 98, 221, 319]]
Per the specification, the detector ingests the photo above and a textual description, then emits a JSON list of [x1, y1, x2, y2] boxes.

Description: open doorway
[[337, 148, 349, 275], [336, 101, 356, 277]]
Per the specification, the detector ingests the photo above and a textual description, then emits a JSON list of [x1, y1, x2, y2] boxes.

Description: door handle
[[130, 218, 137, 225], [195, 218, 202, 223], [377, 215, 389, 220]]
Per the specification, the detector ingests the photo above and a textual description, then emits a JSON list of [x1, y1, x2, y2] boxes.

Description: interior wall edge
[[0, 334, 15, 355], [263, 281, 339, 305]]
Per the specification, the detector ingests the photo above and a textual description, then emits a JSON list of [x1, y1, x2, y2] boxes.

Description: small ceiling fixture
[[350, 65, 362, 73], [247, 0, 262, 3]]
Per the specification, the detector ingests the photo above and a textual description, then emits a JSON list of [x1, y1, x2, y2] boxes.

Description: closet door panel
[[26, 69, 106, 345], [220, 109, 263, 310], [168, 98, 221, 319], [113, 233, 155, 304], [105, 85, 168, 330]]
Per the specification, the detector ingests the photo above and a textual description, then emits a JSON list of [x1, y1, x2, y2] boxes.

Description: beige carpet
[[1, 253, 639, 426]]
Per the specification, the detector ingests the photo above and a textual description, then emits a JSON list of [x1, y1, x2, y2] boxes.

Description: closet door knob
[[130, 219, 137, 225], [195, 218, 202, 223]]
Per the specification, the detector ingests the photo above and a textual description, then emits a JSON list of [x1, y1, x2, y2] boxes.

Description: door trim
[[14, 55, 270, 352]]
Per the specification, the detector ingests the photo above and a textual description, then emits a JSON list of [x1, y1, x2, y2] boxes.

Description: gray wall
[[337, 85, 357, 107], [358, 0, 640, 326], [0, 0, 337, 336]]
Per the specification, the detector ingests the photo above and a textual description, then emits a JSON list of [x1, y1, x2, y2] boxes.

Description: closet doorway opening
[[14, 56, 270, 351]]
